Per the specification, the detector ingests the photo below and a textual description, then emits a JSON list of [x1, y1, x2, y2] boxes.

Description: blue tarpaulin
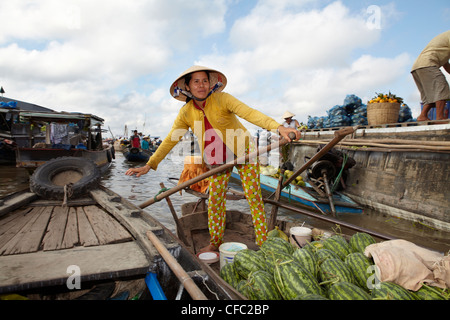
[[0, 101, 17, 109]]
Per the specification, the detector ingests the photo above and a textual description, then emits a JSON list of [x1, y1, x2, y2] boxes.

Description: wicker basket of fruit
[[367, 92, 403, 125]]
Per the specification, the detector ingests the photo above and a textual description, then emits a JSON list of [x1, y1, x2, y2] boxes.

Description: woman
[[282, 111, 300, 129], [125, 66, 299, 252]]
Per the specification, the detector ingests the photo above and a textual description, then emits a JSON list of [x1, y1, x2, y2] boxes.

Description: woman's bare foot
[[199, 244, 218, 253], [417, 116, 430, 121]]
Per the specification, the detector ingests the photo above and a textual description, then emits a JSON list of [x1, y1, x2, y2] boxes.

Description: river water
[[1, 146, 449, 253]]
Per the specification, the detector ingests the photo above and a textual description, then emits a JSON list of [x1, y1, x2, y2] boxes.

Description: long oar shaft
[[138, 133, 295, 209]]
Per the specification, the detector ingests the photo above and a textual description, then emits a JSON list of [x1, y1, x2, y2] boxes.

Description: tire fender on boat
[[30, 157, 101, 200], [107, 149, 112, 163]]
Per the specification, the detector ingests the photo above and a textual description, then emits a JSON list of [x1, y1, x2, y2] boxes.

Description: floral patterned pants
[[208, 162, 267, 248]]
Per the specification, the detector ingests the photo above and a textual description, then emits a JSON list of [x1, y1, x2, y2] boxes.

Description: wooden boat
[[0, 185, 243, 300], [175, 197, 448, 303], [0, 107, 114, 172], [292, 121, 450, 232], [122, 146, 152, 162], [176, 197, 393, 276], [230, 167, 363, 215]]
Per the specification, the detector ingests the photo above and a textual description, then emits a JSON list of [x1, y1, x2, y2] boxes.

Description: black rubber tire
[[30, 157, 101, 200]]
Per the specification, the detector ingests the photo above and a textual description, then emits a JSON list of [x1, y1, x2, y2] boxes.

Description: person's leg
[[417, 103, 434, 121], [201, 168, 232, 252], [412, 70, 430, 121], [414, 67, 450, 121], [435, 100, 446, 120], [237, 162, 268, 246]]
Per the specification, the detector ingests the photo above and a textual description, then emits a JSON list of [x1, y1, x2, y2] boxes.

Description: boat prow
[[0, 158, 244, 300]]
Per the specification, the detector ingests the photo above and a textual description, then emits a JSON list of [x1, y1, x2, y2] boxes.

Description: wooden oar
[[138, 132, 297, 209], [146, 230, 208, 300], [159, 182, 188, 245], [267, 126, 358, 199], [267, 168, 285, 230]]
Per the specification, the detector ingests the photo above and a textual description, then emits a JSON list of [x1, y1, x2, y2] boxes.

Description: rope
[[62, 183, 73, 207], [331, 153, 348, 192], [284, 181, 292, 203], [154, 187, 170, 202], [193, 271, 219, 300]]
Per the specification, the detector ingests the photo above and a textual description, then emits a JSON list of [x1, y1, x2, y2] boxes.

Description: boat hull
[[294, 122, 450, 232], [15, 145, 114, 173]]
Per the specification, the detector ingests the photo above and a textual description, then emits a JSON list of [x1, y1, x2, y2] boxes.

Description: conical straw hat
[[170, 66, 227, 102], [282, 111, 295, 119]]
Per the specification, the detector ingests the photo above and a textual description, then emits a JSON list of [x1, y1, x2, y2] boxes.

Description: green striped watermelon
[[315, 248, 341, 265], [261, 237, 294, 255], [371, 282, 419, 300], [328, 234, 348, 245], [328, 282, 371, 300], [236, 279, 250, 298], [349, 232, 376, 254], [273, 259, 324, 300], [246, 270, 282, 300], [345, 252, 373, 290], [263, 250, 293, 274], [234, 249, 267, 279], [292, 248, 318, 277], [303, 240, 324, 254], [416, 284, 448, 300], [319, 258, 355, 287], [219, 262, 242, 289], [322, 236, 351, 260]]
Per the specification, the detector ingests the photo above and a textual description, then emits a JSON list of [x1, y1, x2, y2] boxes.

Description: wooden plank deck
[[0, 241, 149, 292], [0, 203, 134, 257]]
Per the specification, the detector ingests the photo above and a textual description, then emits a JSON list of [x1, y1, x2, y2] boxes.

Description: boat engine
[[310, 160, 337, 180], [307, 146, 356, 191]]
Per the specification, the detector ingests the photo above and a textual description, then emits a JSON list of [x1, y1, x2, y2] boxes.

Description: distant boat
[[122, 146, 152, 162], [231, 167, 363, 215], [1, 105, 114, 172]]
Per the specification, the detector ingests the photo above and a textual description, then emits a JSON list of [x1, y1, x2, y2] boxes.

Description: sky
[[1, 0, 449, 138]]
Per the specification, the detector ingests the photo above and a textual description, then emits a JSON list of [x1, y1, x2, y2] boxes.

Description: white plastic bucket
[[290, 227, 312, 248], [219, 242, 247, 270]]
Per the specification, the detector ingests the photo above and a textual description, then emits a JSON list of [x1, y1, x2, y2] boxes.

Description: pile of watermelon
[[220, 232, 449, 300]]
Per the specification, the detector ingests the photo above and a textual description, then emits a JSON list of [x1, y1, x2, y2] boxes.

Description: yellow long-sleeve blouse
[[146, 92, 281, 170]]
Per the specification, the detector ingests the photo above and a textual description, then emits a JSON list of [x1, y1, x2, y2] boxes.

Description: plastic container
[[197, 251, 219, 264], [289, 227, 312, 248], [219, 242, 247, 270]]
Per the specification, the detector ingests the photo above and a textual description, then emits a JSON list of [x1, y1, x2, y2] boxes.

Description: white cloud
[[0, 0, 229, 136], [198, 1, 400, 125], [0, 0, 442, 138], [283, 53, 412, 118], [229, 1, 379, 70]]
